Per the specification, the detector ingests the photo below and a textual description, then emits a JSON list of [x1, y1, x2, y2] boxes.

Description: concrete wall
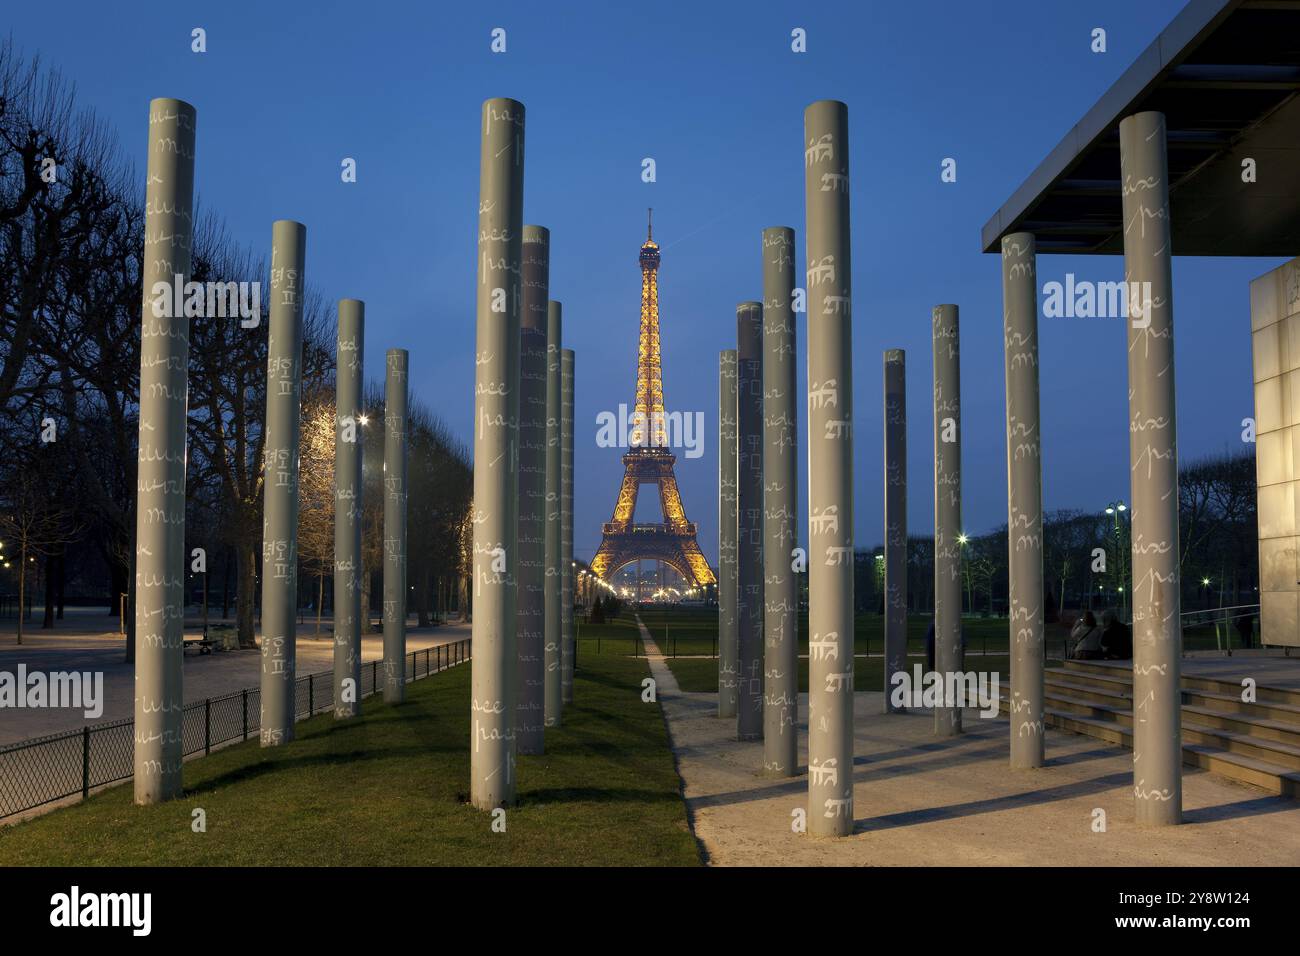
[[1251, 255, 1300, 648]]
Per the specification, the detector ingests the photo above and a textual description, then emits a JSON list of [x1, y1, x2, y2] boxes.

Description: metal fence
[[0, 638, 471, 821], [1180, 603, 1260, 653]]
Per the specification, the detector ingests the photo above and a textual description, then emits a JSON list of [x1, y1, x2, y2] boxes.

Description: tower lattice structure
[[589, 212, 717, 589]]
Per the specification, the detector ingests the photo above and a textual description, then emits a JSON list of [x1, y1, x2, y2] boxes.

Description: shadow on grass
[[571, 668, 645, 693], [555, 710, 667, 752], [520, 786, 682, 806], [186, 743, 449, 793]]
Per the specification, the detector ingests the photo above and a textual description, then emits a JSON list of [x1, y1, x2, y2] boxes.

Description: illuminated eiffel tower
[[589, 211, 716, 591]]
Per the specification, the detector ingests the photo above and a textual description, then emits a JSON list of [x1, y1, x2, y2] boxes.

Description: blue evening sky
[[7, 0, 1276, 567]]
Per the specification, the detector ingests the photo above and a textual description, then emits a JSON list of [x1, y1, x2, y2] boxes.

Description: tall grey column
[[762, 228, 797, 774], [560, 348, 575, 705], [1002, 233, 1045, 766], [883, 349, 908, 713], [932, 304, 962, 737], [382, 349, 409, 704], [804, 100, 855, 836], [470, 97, 524, 811], [133, 98, 196, 804], [334, 300, 364, 719], [517, 226, 549, 753], [544, 301, 563, 726], [1120, 111, 1182, 825], [736, 302, 764, 741], [717, 349, 739, 718], [260, 219, 306, 747]]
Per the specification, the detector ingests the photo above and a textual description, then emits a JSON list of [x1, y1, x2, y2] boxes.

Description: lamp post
[[874, 553, 885, 614], [1104, 501, 1129, 620], [956, 532, 970, 617]]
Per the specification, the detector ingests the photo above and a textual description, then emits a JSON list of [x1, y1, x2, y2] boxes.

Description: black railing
[[0, 638, 471, 821]]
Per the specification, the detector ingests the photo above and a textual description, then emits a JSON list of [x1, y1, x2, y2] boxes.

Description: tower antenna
[[647, 207, 653, 240]]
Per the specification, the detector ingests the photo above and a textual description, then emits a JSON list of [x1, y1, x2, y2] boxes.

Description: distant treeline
[[854, 449, 1257, 619]]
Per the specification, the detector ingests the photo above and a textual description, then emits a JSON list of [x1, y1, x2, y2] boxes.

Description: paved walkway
[[635, 615, 680, 695], [645, 640, 1300, 866], [0, 621, 469, 744]]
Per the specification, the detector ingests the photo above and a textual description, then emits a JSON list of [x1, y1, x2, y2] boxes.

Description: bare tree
[[0, 455, 80, 644], [298, 382, 336, 637], [406, 399, 472, 626]]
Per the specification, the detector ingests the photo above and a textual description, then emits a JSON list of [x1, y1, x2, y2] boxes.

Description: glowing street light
[[1101, 501, 1131, 617]]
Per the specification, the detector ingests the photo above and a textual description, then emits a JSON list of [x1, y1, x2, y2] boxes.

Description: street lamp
[[1104, 500, 1129, 619]]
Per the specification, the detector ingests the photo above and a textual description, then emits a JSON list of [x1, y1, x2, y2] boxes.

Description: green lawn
[[574, 616, 644, 656], [0, 653, 700, 867], [627, 607, 1033, 657], [615, 604, 1238, 671]]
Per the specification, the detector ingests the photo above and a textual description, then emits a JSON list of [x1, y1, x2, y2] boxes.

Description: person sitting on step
[[1099, 609, 1132, 660], [1069, 610, 1103, 660]]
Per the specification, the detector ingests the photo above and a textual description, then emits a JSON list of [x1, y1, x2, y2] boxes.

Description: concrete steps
[[998, 659, 1300, 798]]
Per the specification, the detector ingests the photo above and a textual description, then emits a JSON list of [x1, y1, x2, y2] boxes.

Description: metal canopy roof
[[981, 0, 1300, 256]]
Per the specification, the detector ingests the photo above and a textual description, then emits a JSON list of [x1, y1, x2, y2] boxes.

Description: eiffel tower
[[589, 212, 716, 591]]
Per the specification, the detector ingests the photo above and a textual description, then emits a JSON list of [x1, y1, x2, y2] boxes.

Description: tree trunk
[[108, 553, 128, 619], [237, 540, 258, 648], [123, 539, 135, 664], [17, 543, 27, 645], [316, 571, 324, 638], [417, 567, 431, 627], [221, 545, 232, 620], [42, 552, 56, 629], [360, 565, 370, 635], [55, 553, 65, 620]]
